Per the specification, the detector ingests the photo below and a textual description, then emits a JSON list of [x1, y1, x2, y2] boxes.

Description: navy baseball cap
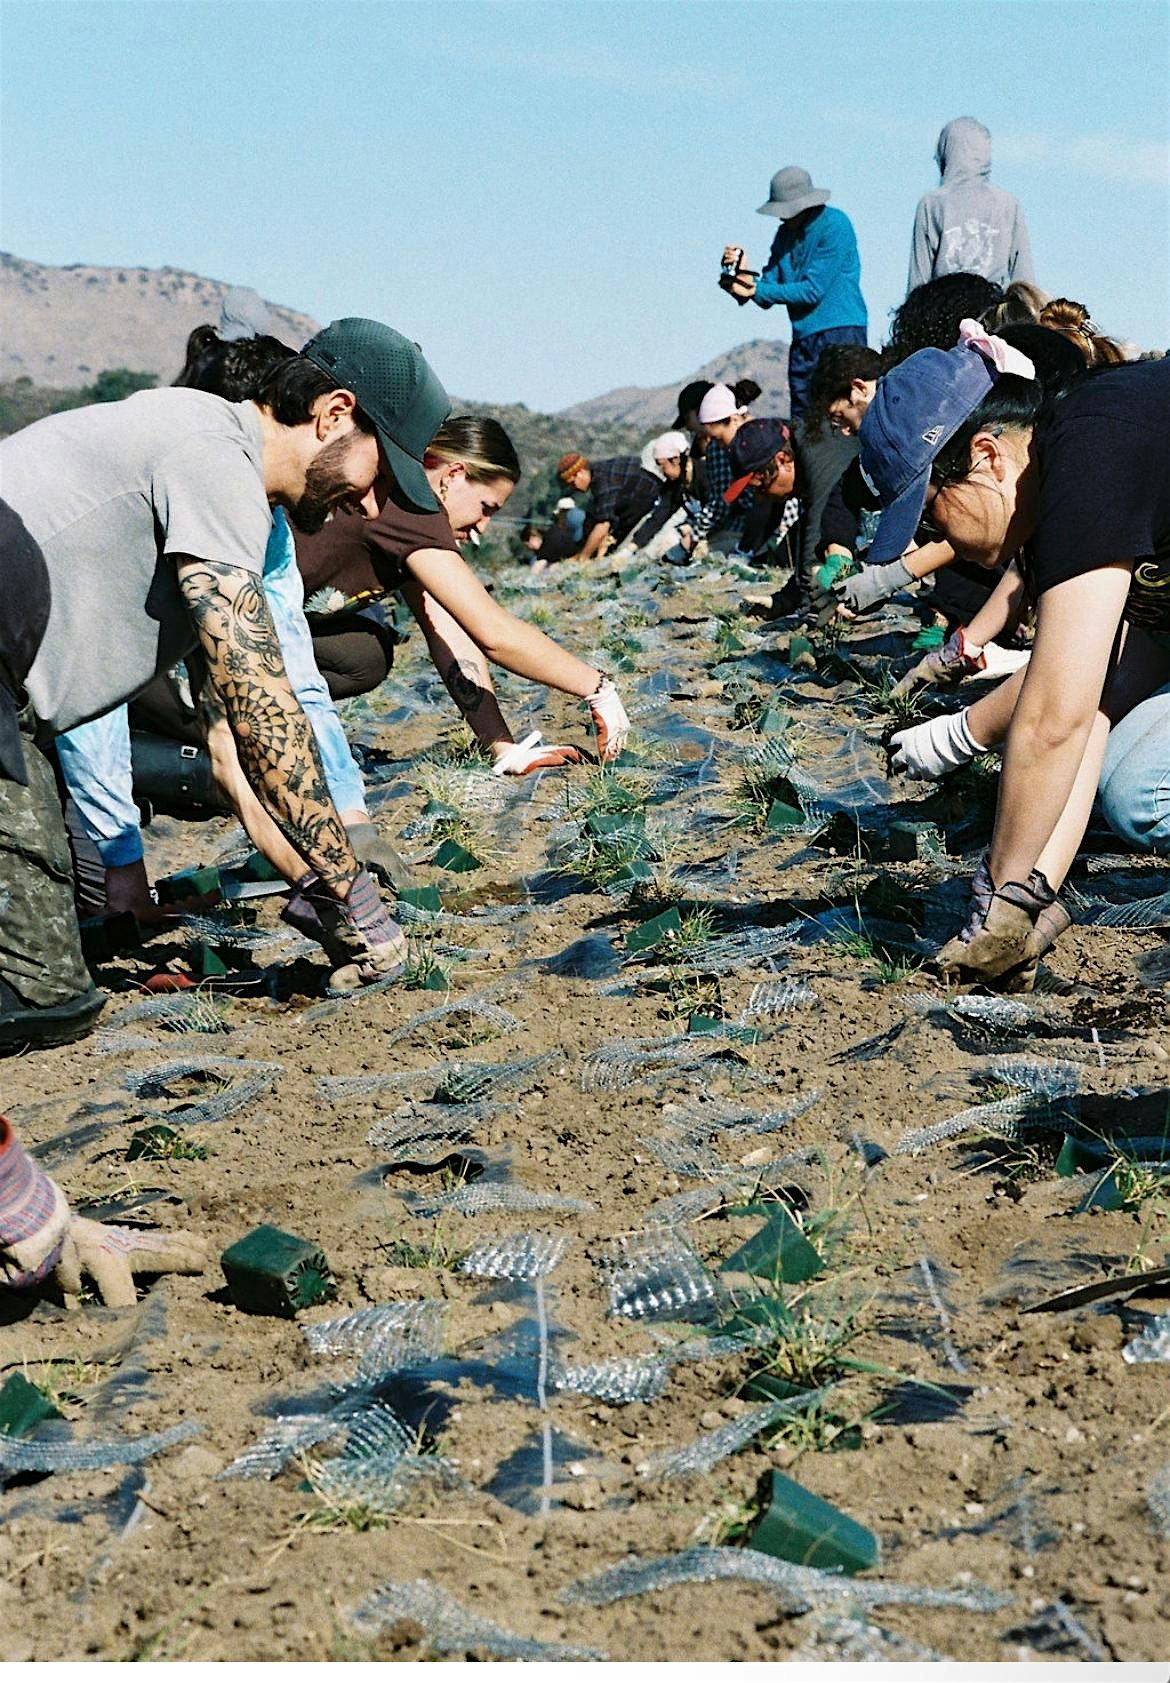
[[859, 343, 1000, 563], [726, 417, 793, 501]]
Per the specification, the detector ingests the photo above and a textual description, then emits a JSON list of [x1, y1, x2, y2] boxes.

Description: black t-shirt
[[536, 525, 579, 564], [1028, 359, 1170, 632]]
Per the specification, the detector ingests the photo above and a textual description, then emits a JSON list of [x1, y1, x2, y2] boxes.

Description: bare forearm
[[966, 561, 1027, 648], [990, 707, 1099, 886], [577, 521, 611, 561], [966, 664, 1028, 749], [178, 557, 359, 896], [403, 585, 512, 751]]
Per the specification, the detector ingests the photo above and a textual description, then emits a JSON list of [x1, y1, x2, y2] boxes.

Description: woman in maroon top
[[295, 415, 629, 770]]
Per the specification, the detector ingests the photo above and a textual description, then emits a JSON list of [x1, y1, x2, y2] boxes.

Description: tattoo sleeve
[[175, 555, 358, 897]]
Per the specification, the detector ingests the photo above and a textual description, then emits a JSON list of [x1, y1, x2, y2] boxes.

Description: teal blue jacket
[[754, 205, 866, 340]]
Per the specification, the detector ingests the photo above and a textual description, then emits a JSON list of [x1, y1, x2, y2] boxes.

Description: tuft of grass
[[382, 1215, 465, 1271], [401, 933, 450, 993], [22, 1355, 115, 1414]]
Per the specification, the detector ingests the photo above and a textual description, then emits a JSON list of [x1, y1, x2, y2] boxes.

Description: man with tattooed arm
[[0, 318, 443, 1051]]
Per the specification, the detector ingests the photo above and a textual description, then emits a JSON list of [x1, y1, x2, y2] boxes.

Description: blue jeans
[[787, 324, 868, 420], [57, 511, 367, 863], [1099, 680, 1170, 853]]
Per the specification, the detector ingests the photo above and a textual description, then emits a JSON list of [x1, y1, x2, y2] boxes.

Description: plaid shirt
[[585, 456, 663, 546], [691, 440, 753, 540]]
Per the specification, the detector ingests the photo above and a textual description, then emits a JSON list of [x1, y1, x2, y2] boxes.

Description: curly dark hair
[[885, 273, 1005, 365], [173, 325, 295, 401]]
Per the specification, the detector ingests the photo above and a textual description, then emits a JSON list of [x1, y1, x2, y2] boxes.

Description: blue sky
[[2, 0, 1167, 410]]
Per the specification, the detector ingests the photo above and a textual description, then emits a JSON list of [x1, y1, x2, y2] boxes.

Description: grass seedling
[[713, 614, 751, 660], [401, 933, 450, 993], [382, 1221, 465, 1271], [21, 1355, 115, 1415], [856, 667, 929, 727]]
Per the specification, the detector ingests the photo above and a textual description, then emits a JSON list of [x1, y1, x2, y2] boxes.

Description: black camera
[[720, 245, 744, 279]]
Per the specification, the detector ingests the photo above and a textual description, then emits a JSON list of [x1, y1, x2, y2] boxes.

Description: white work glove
[[887, 708, 987, 780], [492, 731, 584, 777], [839, 556, 915, 613], [585, 679, 631, 761]]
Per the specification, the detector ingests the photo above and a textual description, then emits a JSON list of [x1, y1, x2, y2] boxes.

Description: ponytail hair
[[423, 414, 521, 484], [930, 323, 1087, 488], [174, 325, 295, 402], [1039, 298, 1126, 368], [731, 377, 761, 408]]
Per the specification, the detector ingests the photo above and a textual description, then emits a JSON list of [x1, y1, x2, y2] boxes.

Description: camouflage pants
[[0, 721, 93, 1008]]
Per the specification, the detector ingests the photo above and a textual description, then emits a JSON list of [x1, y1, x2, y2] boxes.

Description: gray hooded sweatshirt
[[908, 117, 1034, 293]]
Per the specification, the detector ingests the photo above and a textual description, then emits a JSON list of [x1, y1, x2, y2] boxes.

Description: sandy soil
[[2, 555, 1168, 1662]]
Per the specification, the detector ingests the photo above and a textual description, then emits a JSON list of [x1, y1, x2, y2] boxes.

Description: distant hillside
[[557, 337, 790, 430], [0, 253, 318, 388]]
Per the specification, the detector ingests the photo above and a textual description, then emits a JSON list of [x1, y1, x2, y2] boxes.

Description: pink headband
[[958, 319, 1036, 382]]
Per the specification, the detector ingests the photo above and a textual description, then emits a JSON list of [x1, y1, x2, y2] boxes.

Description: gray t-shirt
[[0, 388, 270, 734]]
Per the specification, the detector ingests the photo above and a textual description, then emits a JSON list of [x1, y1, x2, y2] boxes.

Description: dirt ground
[[2, 553, 1168, 1662]]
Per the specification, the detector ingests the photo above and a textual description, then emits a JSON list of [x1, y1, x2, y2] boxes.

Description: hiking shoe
[[0, 979, 106, 1054]]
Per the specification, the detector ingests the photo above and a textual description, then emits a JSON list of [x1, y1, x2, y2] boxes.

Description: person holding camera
[[720, 165, 868, 420]]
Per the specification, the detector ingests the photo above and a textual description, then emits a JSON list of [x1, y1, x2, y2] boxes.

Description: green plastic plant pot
[[220, 1224, 334, 1317], [887, 820, 946, 863], [625, 906, 682, 953], [156, 865, 221, 905], [746, 1467, 879, 1574], [721, 1206, 824, 1285], [398, 886, 442, 914], [433, 840, 482, 873], [0, 1373, 62, 1439]]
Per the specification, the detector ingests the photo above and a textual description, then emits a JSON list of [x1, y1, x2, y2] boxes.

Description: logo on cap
[[921, 425, 945, 446]]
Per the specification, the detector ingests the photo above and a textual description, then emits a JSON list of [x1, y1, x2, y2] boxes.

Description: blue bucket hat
[[858, 341, 1003, 564]]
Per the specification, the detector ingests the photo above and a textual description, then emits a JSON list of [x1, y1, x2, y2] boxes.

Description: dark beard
[[292, 433, 364, 534]]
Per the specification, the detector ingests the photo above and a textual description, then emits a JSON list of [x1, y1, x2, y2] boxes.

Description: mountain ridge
[[1, 253, 790, 425]]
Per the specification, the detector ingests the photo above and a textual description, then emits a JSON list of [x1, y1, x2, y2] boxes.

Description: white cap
[[697, 383, 739, 424], [651, 429, 689, 461], [555, 496, 577, 511]]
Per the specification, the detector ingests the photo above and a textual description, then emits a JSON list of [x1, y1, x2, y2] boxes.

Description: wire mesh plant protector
[[899, 991, 1064, 1035], [407, 1177, 595, 1219], [317, 1065, 446, 1104], [638, 1389, 832, 1480], [581, 1033, 761, 1094], [551, 1324, 774, 1406], [560, 1546, 1011, 1616], [347, 1577, 605, 1661], [378, 986, 520, 1050], [894, 1054, 1080, 1156], [0, 1421, 200, 1473], [366, 1104, 502, 1161], [304, 1301, 448, 1379], [1122, 1313, 1170, 1364], [796, 1614, 948, 1662], [662, 1089, 823, 1146], [121, 1057, 282, 1124], [305, 1404, 458, 1515], [742, 980, 819, 1019], [599, 1230, 722, 1323], [458, 1231, 569, 1281]]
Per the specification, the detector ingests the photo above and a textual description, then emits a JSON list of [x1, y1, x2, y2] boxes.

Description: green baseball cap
[[301, 318, 451, 512]]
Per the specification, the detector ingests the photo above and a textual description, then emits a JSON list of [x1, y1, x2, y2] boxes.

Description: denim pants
[[787, 324, 869, 420], [56, 512, 368, 864], [1099, 680, 1170, 854]]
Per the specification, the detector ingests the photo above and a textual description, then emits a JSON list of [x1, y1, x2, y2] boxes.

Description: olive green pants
[[0, 722, 93, 1008]]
